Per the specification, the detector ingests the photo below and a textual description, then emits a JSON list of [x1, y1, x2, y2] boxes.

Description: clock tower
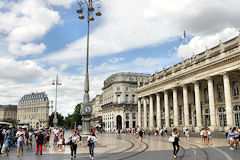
[[81, 102, 92, 137]]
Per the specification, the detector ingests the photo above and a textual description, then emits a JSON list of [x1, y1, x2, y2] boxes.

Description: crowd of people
[[0, 126, 97, 160], [0, 125, 52, 156], [227, 127, 240, 150]]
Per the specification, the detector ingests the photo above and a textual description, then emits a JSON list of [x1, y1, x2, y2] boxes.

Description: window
[[233, 81, 239, 96], [126, 113, 129, 119], [131, 87, 135, 92], [132, 95, 135, 103], [117, 87, 120, 91], [125, 87, 128, 91], [217, 85, 223, 99], [117, 95, 120, 104], [132, 113, 136, 119], [126, 95, 128, 102], [204, 88, 209, 102]]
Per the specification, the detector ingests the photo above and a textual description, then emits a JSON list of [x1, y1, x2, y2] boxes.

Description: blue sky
[[0, 0, 240, 116]]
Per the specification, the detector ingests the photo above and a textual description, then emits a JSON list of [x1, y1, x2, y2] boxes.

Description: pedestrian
[[68, 131, 79, 159], [227, 128, 235, 150], [0, 127, 4, 154], [58, 128, 64, 151], [184, 128, 189, 141], [233, 127, 239, 149], [87, 131, 97, 159], [45, 130, 50, 148], [172, 128, 180, 159], [27, 129, 33, 149], [165, 128, 168, 137], [4, 125, 13, 156], [16, 126, 26, 157], [207, 128, 212, 145], [35, 129, 44, 155], [202, 128, 207, 144], [139, 128, 144, 143], [160, 128, 164, 137]]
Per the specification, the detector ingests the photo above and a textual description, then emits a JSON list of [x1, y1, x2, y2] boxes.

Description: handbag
[[168, 136, 175, 143], [1, 144, 5, 153]]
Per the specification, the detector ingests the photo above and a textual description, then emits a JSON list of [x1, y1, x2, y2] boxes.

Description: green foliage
[[64, 103, 82, 129], [49, 112, 65, 127], [4, 118, 17, 126]]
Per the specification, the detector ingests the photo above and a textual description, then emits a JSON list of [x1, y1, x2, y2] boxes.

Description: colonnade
[[137, 72, 234, 132]]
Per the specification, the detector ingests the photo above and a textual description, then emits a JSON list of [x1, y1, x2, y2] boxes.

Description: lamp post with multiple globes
[[76, 0, 102, 137], [52, 74, 62, 128]]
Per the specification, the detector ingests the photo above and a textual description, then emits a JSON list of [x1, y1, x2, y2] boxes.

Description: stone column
[[149, 95, 154, 131], [223, 72, 234, 129], [207, 77, 217, 130], [164, 91, 170, 128], [137, 98, 142, 127], [156, 93, 161, 129], [194, 81, 202, 132], [182, 85, 189, 128], [143, 97, 147, 129], [172, 88, 179, 127]]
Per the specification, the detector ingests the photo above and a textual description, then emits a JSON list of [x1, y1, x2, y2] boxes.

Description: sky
[[0, 0, 240, 117]]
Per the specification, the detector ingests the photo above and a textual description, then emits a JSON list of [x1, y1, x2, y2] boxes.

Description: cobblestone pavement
[[0, 132, 240, 160]]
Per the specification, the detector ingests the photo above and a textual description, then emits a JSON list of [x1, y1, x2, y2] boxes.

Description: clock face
[[84, 105, 92, 113]]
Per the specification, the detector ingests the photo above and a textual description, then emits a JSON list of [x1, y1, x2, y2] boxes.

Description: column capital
[[181, 84, 187, 88], [205, 76, 213, 81], [221, 71, 229, 78], [192, 80, 199, 85], [171, 87, 177, 91]]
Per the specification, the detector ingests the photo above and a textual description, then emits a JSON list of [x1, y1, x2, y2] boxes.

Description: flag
[[180, 31, 186, 41]]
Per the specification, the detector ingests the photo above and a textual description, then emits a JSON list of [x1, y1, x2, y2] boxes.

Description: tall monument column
[[143, 97, 148, 130], [149, 95, 154, 131], [207, 77, 217, 131], [194, 81, 202, 132], [182, 85, 189, 128], [137, 98, 142, 127], [223, 72, 234, 130], [172, 88, 179, 127], [164, 91, 170, 128], [156, 93, 161, 130]]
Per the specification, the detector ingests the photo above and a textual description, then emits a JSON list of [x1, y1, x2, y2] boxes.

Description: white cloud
[[43, 0, 240, 64], [46, 0, 74, 8], [9, 43, 46, 56], [177, 28, 239, 59], [108, 57, 125, 63], [0, 0, 61, 56]]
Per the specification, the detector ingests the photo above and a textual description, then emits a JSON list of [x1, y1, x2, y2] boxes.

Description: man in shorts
[[16, 126, 26, 157], [4, 126, 13, 156]]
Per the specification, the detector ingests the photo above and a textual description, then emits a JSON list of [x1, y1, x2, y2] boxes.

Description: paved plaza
[[0, 132, 240, 160]]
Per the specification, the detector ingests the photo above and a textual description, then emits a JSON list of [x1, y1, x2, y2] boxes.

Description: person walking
[[185, 129, 190, 141], [207, 128, 212, 145], [16, 126, 26, 157], [68, 131, 79, 159], [0, 127, 4, 154], [227, 128, 235, 150], [35, 129, 44, 155], [139, 128, 144, 143], [27, 129, 33, 149], [58, 128, 64, 151], [87, 131, 97, 159], [172, 128, 180, 159], [4, 126, 13, 156]]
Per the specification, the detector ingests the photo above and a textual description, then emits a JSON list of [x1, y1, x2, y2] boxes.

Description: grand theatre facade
[[136, 35, 240, 132]]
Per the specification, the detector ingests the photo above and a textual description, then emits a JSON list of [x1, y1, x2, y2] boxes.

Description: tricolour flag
[[180, 30, 186, 42]]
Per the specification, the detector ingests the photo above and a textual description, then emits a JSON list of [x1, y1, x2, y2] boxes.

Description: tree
[[64, 103, 82, 129], [4, 118, 17, 126], [49, 112, 65, 127]]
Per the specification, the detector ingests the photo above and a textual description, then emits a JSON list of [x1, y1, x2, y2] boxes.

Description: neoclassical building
[[17, 92, 49, 128], [101, 72, 149, 132], [137, 35, 240, 132], [0, 105, 17, 121]]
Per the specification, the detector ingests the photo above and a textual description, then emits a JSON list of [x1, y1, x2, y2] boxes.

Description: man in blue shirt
[[4, 126, 13, 156], [227, 128, 235, 150]]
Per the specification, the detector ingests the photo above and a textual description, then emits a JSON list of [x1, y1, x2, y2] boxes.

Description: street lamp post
[[77, 0, 102, 137], [52, 74, 62, 128]]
